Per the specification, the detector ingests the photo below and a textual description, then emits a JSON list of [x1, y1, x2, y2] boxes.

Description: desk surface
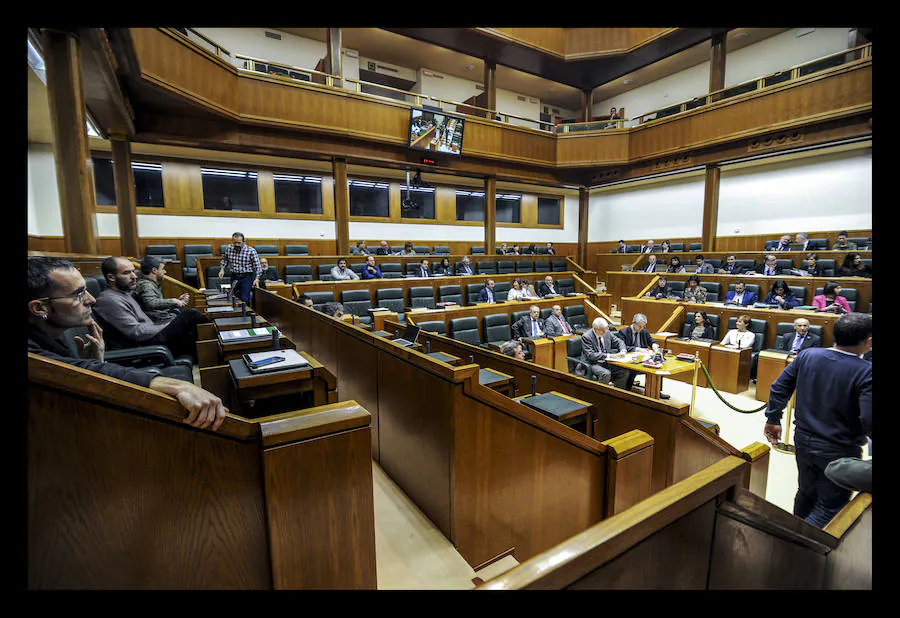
[[228, 350, 315, 387], [606, 353, 697, 377], [479, 367, 513, 386], [516, 390, 590, 422], [429, 351, 460, 364]]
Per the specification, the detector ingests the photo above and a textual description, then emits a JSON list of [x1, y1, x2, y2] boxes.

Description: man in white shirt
[[538, 275, 558, 297], [330, 258, 360, 281], [643, 254, 659, 273], [795, 233, 810, 252], [641, 239, 656, 254]]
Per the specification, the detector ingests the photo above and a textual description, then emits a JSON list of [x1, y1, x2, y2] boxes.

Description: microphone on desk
[[271, 327, 279, 351], [241, 302, 246, 317], [250, 313, 256, 328], [469, 355, 475, 365], [425, 339, 431, 354], [531, 375, 537, 397]]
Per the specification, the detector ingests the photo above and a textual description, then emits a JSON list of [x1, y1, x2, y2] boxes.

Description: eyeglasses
[[36, 287, 88, 303]]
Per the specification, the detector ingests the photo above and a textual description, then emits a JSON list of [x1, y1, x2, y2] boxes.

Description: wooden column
[[325, 27, 342, 85], [484, 177, 496, 256], [109, 135, 140, 258], [708, 32, 727, 103], [701, 165, 720, 253], [484, 59, 496, 116], [581, 89, 593, 122], [42, 28, 98, 255], [577, 187, 590, 269], [332, 158, 350, 255]]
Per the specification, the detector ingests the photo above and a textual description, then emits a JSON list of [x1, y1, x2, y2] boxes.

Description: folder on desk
[[243, 349, 308, 374], [218, 326, 276, 344]]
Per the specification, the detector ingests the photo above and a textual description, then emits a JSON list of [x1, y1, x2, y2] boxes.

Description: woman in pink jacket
[[812, 281, 852, 314]]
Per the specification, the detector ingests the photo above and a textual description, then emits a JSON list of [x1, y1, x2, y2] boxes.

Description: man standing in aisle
[[763, 313, 872, 528], [218, 232, 261, 304]]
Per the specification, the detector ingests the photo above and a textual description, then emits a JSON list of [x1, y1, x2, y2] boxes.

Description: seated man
[[500, 339, 526, 360], [749, 254, 781, 277], [692, 255, 715, 275], [322, 302, 345, 319], [779, 317, 821, 356], [512, 305, 545, 339], [92, 256, 209, 361], [133, 255, 189, 324], [476, 279, 496, 303], [375, 240, 393, 255], [543, 304, 574, 336], [294, 294, 315, 308], [576, 317, 627, 387], [641, 239, 656, 254], [614, 313, 662, 393], [831, 231, 857, 250], [455, 256, 475, 276], [255, 257, 281, 289], [415, 258, 431, 278], [27, 257, 226, 431], [360, 255, 384, 280], [775, 234, 793, 252], [717, 254, 740, 275], [355, 240, 369, 255], [723, 280, 758, 306], [612, 240, 627, 254], [641, 254, 659, 273], [537, 275, 559, 297], [330, 257, 360, 281]]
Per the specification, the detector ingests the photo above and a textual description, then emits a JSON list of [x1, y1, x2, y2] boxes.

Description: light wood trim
[[658, 306, 685, 333], [702, 165, 720, 252], [256, 400, 370, 447], [823, 492, 872, 538], [110, 137, 140, 257], [740, 441, 770, 462], [333, 158, 349, 255], [637, 275, 661, 298], [256, 170, 275, 216], [601, 429, 654, 459], [485, 177, 496, 255]]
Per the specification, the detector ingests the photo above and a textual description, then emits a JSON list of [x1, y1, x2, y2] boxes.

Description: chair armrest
[[565, 356, 595, 376], [105, 345, 176, 368]]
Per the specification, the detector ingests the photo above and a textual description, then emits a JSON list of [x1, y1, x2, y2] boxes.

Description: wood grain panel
[[334, 328, 382, 460], [557, 131, 630, 167], [483, 28, 567, 57], [161, 160, 204, 212], [565, 28, 673, 57]]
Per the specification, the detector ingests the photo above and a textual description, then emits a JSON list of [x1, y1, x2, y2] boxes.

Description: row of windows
[[91, 158, 562, 225]]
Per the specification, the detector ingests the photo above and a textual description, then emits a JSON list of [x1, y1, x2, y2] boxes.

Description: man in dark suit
[[612, 240, 627, 254], [537, 275, 559, 297], [779, 317, 821, 355], [543, 304, 574, 336], [476, 280, 496, 303], [723, 280, 758, 306], [455, 256, 475, 276], [717, 254, 739, 275], [642, 254, 659, 273], [752, 254, 781, 277], [415, 258, 431, 278], [640, 239, 656, 254], [776, 234, 793, 252], [576, 317, 627, 388], [615, 313, 664, 394], [375, 240, 393, 255], [512, 305, 544, 339]]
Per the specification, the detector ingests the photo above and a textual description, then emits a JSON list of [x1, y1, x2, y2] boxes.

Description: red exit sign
[[421, 157, 438, 166]]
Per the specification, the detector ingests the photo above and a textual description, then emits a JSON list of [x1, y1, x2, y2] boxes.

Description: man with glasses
[[92, 256, 208, 361], [27, 257, 226, 431]]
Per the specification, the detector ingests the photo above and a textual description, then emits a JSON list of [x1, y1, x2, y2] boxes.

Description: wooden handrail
[[636, 274, 660, 298], [657, 305, 685, 333], [823, 491, 872, 538]]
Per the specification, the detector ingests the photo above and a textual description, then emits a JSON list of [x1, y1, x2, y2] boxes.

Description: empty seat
[[788, 286, 806, 305], [557, 278, 575, 295], [439, 285, 463, 305], [817, 259, 836, 277], [318, 264, 336, 280], [681, 311, 719, 340], [515, 260, 533, 273], [305, 291, 334, 311], [466, 283, 485, 303], [253, 245, 279, 256], [350, 263, 366, 277], [450, 316, 481, 345], [493, 281, 511, 301], [667, 281, 685, 298], [565, 337, 586, 376], [497, 260, 515, 274], [84, 276, 103, 299], [551, 260, 566, 272], [806, 238, 827, 250], [563, 305, 587, 331], [432, 246, 450, 255], [815, 287, 858, 311], [417, 320, 446, 335], [413, 246, 430, 255], [774, 258, 793, 274], [764, 240, 780, 251], [476, 261, 497, 274], [861, 258, 872, 270], [284, 264, 313, 284], [470, 246, 485, 255], [406, 262, 421, 275], [182, 244, 213, 286], [669, 242, 684, 252], [688, 243, 702, 251], [733, 259, 755, 274], [705, 258, 722, 270], [284, 245, 309, 255], [409, 286, 436, 309], [341, 289, 373, 324], [772, 322, 824, 351], [145, 244, 178, 262], [847, 237, 869, 249], [703, 282, 721, 302], [540, 307, 552, 320], [381, 263, 403, 278], [483, 314, 511, 347], [534, 260, 551, 272], [626, 245, 641, 253], [376, 288, 406, 321]]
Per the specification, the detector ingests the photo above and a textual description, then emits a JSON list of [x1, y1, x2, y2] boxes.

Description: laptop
[[393, 324, 422, 347]]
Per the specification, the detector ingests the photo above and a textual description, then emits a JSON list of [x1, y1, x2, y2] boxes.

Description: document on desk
[[244, 349, 309, 373], [219, 326, 277, 343]]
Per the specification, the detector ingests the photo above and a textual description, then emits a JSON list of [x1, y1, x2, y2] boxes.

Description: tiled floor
[[371, 373, 869, 589]]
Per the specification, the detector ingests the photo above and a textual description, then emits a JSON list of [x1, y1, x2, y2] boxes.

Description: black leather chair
[[861, 258, 872, 270], [534, 260, 551, 272], [450, 316, 481, 345], [563, 305, 588, 332], [558, 278, 575, 295], [64, 326, 193, 380], [284, 245, 309, 256], [626, 245, 641, 253], [84, 276, 103, 300], [726, 283, 761, 298], [702, 259, 722, 270], [497, 260, 515, 274], [470, 246, 485, 255], [688, 243, 702, 252], [219, 244, 231, 256], [144, 244, 178, 263], [409, 286, 435, 309], [511, 309, 530, 328], [349, 246, 360, 255], [540, 307, 552, 320], [376, 288, 406, 322], [305, 291, 335, 311], [703, 282, 721, 302], [253, 245, 279, 256], [483, 314, 511, 348], [764, 240, 780, 251], [493, 281, 511, 301], [816, 259, 836, 277], [204, 266, 227, 290], [680, 312, 719, 340], [350, 263, 366, 277], [406, 263, 421, 276], [770, 322, 825, 352], [535, 246, 550, 255], [476, 261, 497, 274], [807, 238, 827, 251], [775, 258, 793, 274], [551, 260, 566, 272], [564, 337, 595, 379], [788, 286, 806, 305], [466, 283, 485, 304], [341, 289, 373, 325], [847, 237, 869, 250], [317, 264, 336, 281], [439, 285, 463, 305], [432, 246, 451, 255], [182, 244, 213, 287], [734, 259, 756, 274], [815, 287, 857, 311], [413, 246, 430, 255], [515, 260, 533, 273], [665, 281, 685, 298], [417, 320, 446, 335], [670, 242, 684, 252], [381, 263, 403, 279], [284, 264, 312, 284]]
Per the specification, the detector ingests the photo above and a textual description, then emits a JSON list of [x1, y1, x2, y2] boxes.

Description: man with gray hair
[[615, 313, 664, 395], [543, 304, 574, 336], [795, 232, 810, 252], [576, 317, 627, 388], [500, 340, 525, 360]]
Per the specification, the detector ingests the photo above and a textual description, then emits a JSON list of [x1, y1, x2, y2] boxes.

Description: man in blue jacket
[[360, 255, 383, 279], [764, 313, 872, 528], [723, 280, 757, 306]]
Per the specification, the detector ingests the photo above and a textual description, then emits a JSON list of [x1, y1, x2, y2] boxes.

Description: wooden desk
[[521, 336, 554, 368], [709, 345, 752, 394], [201, 305, 246, 319], [661, 338, 712, 388], [756, 350, 791, 402], [198, 332, 294, 368], [606, 353, 697, 399], [478, 368, 514, 396], [214, 316, 269, 331], [428, 351, 461, 365], [514, 390, 594, 437], [261, 281, 293, 299], [228, 350, 331, 417], [367, 309, 398, 332]]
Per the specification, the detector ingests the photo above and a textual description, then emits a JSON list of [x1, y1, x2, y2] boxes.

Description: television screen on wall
[[408, 108, 465, 155]]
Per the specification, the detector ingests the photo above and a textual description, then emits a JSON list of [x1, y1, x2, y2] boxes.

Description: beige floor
[[371, 372, 869, 589]]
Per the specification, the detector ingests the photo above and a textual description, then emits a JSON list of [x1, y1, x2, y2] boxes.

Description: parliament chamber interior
[[26, 26, 872, 590]]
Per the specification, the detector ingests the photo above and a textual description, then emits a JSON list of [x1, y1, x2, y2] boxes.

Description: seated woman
[[838, 252, 871, 278], [398, 242, 417, 256], [432, 257, 453, 276], [666, 255, 686, 274], [645, 276, 672, 300], [720, 314, 755, 348], [521, 279, 540, 299], [801, 253, 825, 277], [763, 280, 799, 309], [682, 274, 708, 303], [507, 278, 529, 301], [688, 311, 715, 340], [660, 240, 671, 254], [509, 244, 521, 256], [813, 281, 852, 314]]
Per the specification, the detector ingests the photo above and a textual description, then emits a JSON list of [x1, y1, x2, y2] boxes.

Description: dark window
[[273, 174, 323, 214], [201, 168, 259, 211], [496, 193, 521, 223], [349, 180, 390, 217], [537, 197, 561, 225], [91, 158, 164, 207], [400, 185, 435, 219], [456, 190, 484, 221]]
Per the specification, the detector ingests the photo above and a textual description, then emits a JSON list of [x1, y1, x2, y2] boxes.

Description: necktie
[[561, 318, 568, 334], [599, 334, 605, 354], [532, 320, 537, 336], [792, 335, 803, 351]]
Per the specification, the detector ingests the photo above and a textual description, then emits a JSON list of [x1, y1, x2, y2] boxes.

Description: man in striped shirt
[[218, 232, 262, 303]]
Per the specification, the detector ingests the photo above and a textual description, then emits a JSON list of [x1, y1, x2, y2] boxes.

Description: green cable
[[696, 361, 768, 414]]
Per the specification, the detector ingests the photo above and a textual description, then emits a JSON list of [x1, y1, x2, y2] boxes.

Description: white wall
[[360, 56, 418, 82], [196, 28, 326, 72], [717, 149, 872, 237], [416, 68, 542, 127], [27, 144, 63, 236], [95, 212, 339, 240], [588, 173, 706, 242], [593, 28, 852, 121]]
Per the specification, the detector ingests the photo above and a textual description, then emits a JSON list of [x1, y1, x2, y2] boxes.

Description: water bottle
[[250, 314, 256, 328], [425, 339, 431, 354]]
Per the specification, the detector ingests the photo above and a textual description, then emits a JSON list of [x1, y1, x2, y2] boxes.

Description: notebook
[[243, 349, 309, 374], [219, 326, 277, 344], [393, 324, 422, 347]]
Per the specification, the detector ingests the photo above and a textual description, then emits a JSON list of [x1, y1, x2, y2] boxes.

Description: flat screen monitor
[[409, 108, 465, 155]]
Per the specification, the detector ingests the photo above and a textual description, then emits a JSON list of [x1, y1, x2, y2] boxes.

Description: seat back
[[417, 320, 446, 335], [534, 246, 550, 255], [284, 264, 312, 284], [376, 288, 405, 314], [205, 265, 222, 281], [807, 238, 827, 250], [182, 244, 213, 268], [144, 244, 178, 262], [410, 286, 436, 309], [551, 259, 567, 272], [497, 260, 515, 274], [439, 285, 463, 305], [511, 310, 530, 325], [726, 317, 767, 352], [470, 246, 485, 255], [688, 242, 702, 251], [381, 263, 403, 278], [669, 242, 684, 252], [284, 244, 309, 255], [726, 283, 762, 298], [563, 305, 586, 329], [432, 245, 450, 255], [534, 260, 551, 272], [350, 263, 366, 277], [703, 281, 721, 302], [861, 259, 872, 270], [263, 265, 278, 281], [318, 264, 336, 280], [450, 316, 481, 345], [626, 245, 641, 253], [667, 281, 685, 298], [413, 246, 430, 255], [406, 262, 421, 275], [788, 286, 806, 305], [476, 261, 497, 274], [775, 258, 793, 273], [483, 313, 511, 343], [540, 307, 552, 320], [466, 283, 485, 302], [493, 281, 511, 301], [565, 337, 584, 375], [341, 289, 373, 317], [253, 244, 279, 256], [817, 258, 836, 275], [305, 291, 335, 311], [84, 276, 102, 299], [731, 259, 754, 273], [515, 260, 533, 273], [557, 278, 575, 295], [847, 237, 869, 249]]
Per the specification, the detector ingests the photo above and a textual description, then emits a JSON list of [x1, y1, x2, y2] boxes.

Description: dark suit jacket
[[512, 316, 544, 339], [455, 262, 475, 276], [645, 285, 672, 299], [723, 290, 758, 306], [576, 329, 625, 376], [780, 331, 821, 353], [611, 246, 627, 254], [543, 314, 573, 336], [476, 287, 496, 303], [763, 292, 799, 309], [753, 263, 784, 276], [375, 248, 392, 255], [537, 282, 559, 297], [776, 244, 793, 252], [615, 327, 656, 352], [719, 263, 740, 275], [415, 266, 431, 278]]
